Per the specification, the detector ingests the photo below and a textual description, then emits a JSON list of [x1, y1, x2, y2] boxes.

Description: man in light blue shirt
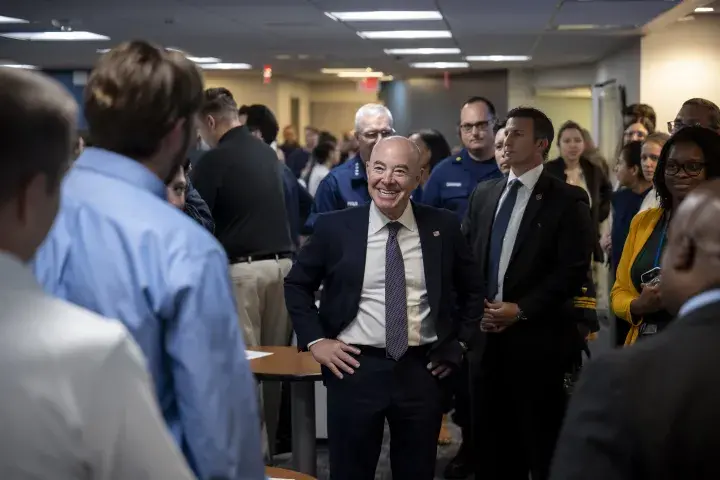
[[32, 41, 264, 480]]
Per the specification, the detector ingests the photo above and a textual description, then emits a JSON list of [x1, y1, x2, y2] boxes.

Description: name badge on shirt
[[347, 201, 359, 207], [445, 182, 462, 187]]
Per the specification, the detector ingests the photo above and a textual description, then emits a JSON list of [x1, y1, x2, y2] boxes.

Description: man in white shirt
[[462, 107, 594, 480], [0, 66, 194, 480], [285, 136, 484, 479]]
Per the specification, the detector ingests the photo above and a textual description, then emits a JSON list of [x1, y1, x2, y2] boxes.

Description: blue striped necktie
[[487, 179, 522, 300], [385, 221, 408, 360]]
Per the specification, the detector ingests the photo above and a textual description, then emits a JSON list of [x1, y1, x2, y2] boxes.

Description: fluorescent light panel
[[695, 7, 714, 12], [2, 31, 109, 41], [0, 63, 37, 69], [555, 24, 620, 30], [466, 55, 531, 62], [186, 55, 221, 63], [0, 15, 28, 23], [321, 67, 373, 74], [200, 63, 251, 70], [337, 71, 385, 78], [410, 61, 469, 69], [327, 11, 442, 21], [358, 30, 451, 39], [384, 47, 460, 55]]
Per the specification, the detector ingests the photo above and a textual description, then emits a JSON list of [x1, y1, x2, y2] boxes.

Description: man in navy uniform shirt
[[422, 96, 503, 479], [422, 96, 504, 221], [304, 104, 422, 231]]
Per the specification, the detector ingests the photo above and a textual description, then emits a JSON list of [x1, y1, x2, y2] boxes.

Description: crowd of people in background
[[4, 37, 720, 480]]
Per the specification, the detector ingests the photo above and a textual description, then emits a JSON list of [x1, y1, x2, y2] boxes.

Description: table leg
[[290, 381, 317, 475]]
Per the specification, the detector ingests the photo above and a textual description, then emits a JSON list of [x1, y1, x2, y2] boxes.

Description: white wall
[[641, 15, 720, 131], [595, 40, 641, 104]]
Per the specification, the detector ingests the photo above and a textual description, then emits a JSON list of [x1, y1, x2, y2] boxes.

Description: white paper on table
[[246, 351, 274, 360]]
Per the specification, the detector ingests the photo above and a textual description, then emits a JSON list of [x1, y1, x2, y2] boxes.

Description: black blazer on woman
[[545, 156, 612, 262]]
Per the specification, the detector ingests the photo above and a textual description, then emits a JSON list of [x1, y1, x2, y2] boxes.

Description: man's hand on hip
[[309, 339, 361, 379]]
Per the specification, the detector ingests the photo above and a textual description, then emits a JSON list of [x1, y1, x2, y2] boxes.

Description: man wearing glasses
[[419, 96, 504, 479], [305, 104, 422, 231], [668, 98, 720, 135]]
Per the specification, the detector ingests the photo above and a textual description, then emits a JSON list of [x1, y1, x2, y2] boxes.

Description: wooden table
[[249, 346, 321, 476], [265, 466, 316, 480]]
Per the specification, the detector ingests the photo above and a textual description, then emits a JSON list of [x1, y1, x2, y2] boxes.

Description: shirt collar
[[508, 163, 544, 190], [369, 200, 417, 235], [678, 288, 720, 318], [0, 251, 40, 292], [74, 147, 167, 200]]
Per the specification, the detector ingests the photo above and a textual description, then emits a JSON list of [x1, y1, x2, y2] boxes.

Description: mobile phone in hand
[[641, 267, 661, 287]]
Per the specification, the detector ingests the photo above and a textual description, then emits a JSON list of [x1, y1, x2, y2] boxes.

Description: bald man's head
[[366, 136, 422, 220], [0, 67, 77, 261], [661, 179, 720, 314]]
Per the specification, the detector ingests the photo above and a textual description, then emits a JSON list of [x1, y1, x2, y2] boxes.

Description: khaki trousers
[[230, 257, 293, 457]]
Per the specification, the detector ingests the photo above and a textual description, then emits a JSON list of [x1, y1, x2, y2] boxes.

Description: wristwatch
[[515, 309, 528, 322]]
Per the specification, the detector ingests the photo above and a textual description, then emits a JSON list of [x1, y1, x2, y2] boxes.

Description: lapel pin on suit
[[433, 231, 440, 237], [536, 193, 543, 200]]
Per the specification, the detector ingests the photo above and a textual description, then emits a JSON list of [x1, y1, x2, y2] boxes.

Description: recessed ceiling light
[[186, 55, 221, 63], [384, 48, 461, 55], [321, 67, 373, 74], [465, 55, 531, 62], [358, 30, 451, 39], [275, 54, 291, 60], [2, 31, 110, 41], [0, 63, 37, 69], [200, 63, 252, 70], [326, 11, 443, 22], [97, 48, 110, 53], [694, 7, 714, 12], [0, 15, 28, 23], [555, 24, 621, 30], [337, 71, 385, 78], [298, 54, 309, 60], [410, 62, 469, 69]]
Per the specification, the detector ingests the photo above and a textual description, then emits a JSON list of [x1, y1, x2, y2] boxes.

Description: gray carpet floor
[[273, 419, 464, 479]]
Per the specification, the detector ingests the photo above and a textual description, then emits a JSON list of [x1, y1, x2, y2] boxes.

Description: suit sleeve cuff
[[307, 338, 325, 348]]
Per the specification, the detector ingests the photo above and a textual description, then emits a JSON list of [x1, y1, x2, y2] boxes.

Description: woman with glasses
[[611, 126, 720, 345]]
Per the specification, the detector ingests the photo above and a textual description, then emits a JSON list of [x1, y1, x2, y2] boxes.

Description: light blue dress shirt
[[32, 148, 265, 480]]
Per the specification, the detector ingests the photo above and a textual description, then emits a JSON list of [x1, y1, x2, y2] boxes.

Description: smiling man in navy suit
[[284, 136, 484, 480]]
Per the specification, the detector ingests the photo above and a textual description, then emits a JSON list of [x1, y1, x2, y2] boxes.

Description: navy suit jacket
[[284, 202, 484, 367]]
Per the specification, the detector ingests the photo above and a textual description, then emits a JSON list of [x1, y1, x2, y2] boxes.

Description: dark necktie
[[487, 179, 522, 300], [385, 221, 408, 360]]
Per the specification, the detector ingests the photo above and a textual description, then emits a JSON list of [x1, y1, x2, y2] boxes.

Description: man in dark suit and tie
[[462, 107, 594, 480], [285, 136, 484, 480], [551, 180, 720, 480]]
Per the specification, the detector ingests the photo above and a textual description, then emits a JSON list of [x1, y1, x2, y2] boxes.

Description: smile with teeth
[[379, 189, 399, 197]]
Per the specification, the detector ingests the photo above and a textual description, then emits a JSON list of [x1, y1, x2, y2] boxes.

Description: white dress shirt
[[493, 163, 545, 302], [338, 201, 437, 347], [639, 187, 660, 212], [0, 252, 194, 480], [308, 163, 331, 197]]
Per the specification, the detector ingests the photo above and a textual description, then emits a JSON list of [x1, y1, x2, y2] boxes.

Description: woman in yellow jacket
[[611, 126, 720, 345]]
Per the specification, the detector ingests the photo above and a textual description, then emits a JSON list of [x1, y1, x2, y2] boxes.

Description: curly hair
[[654, 126, 720, 210]]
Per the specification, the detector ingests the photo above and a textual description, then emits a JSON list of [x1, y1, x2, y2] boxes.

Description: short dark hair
[[85, 41, 203, 159], [461, 96, 497, 118], [317, 131, 337, 146], [313, 142, 336, 166], [625, 116, 655, 135], [244, 104, 279, 145], [506, 107, 555, 159], [493, 119, 507, 135], [619, 141, 644, 181], [0, 68, 77, 206], [556, 120, 584, 146], [238, 104, 250, 117], [655, 126, 720, 210], [681, 98, 720, 131], [411, 129, 452, 172], [623, 103, 657, 130], [199, 87, 238, 120]]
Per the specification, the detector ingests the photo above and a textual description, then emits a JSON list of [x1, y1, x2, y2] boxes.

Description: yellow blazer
[[610, 207, 665, 345]]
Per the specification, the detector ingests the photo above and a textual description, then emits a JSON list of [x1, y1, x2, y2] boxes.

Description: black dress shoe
[[443, 445, 472, 479]]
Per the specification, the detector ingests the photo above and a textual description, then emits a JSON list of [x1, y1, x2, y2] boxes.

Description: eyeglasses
[[665, 160, 706, 177], [359, 129, 395, 141], [667, 121, 702, 134], [460, 120, 494, 134]]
